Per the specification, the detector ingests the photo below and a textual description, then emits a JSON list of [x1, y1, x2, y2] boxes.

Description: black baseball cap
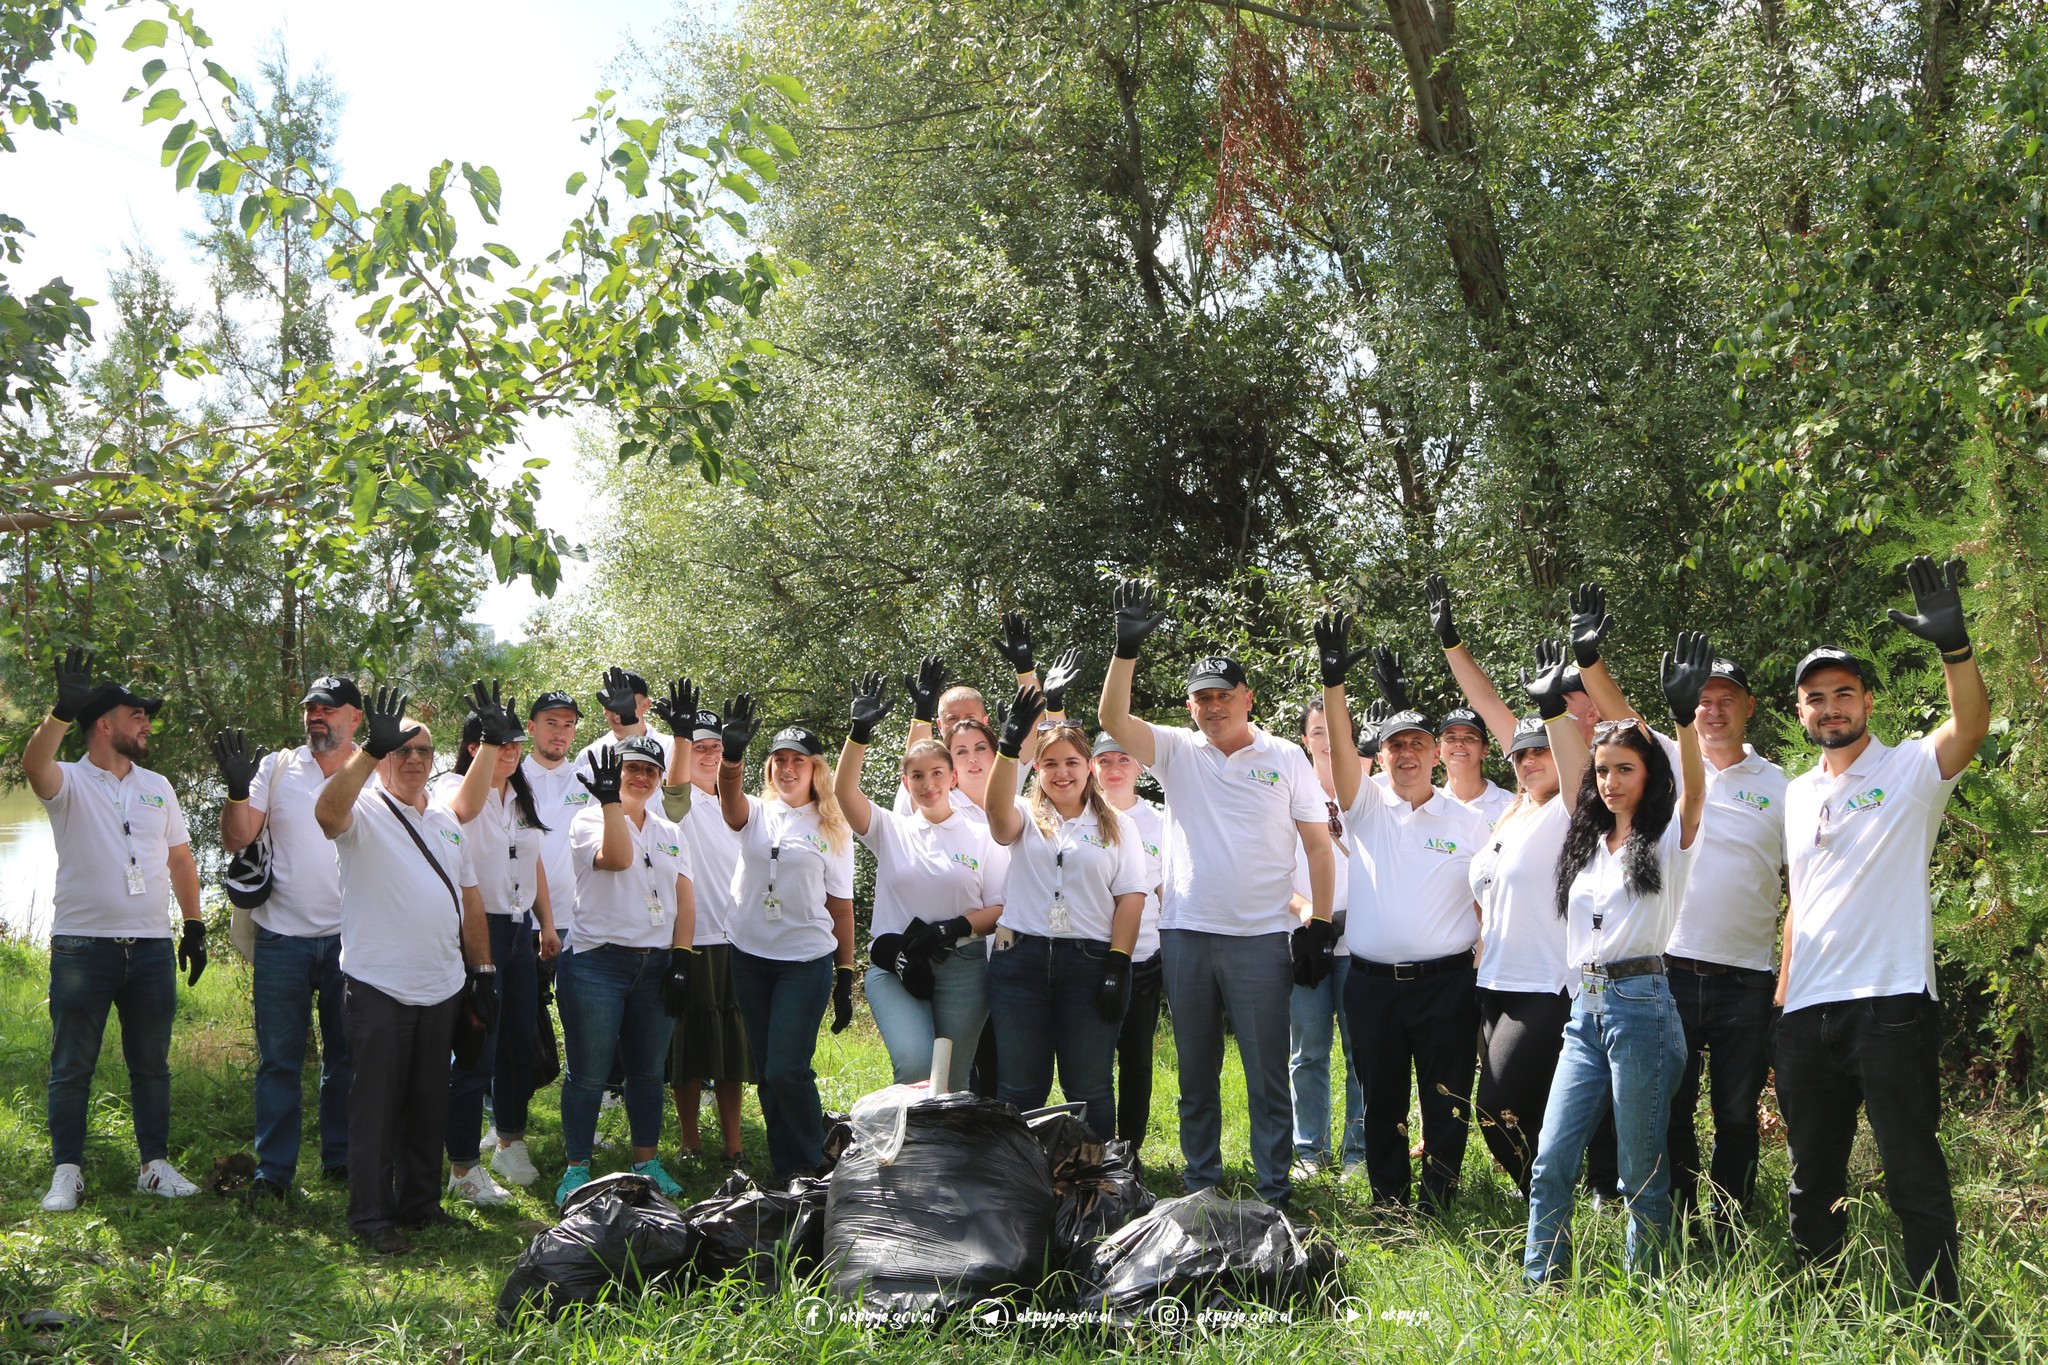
[[529, 690, 583, 719], [1708, 658, 1754, 694], [1186, 654, 1248, 693], [689, 708, 723, 742], [766, 725, 825, 757], [622, 671, 650, 697], [615, 735, 665, 769], [1794, 647, 1872, 690], [1440, 707, 1488, 741], [1377, 709, 1436, 742], [1506, 714, 1552, 756], [300, 675, 363, 709], [77, 682, 165, 731]]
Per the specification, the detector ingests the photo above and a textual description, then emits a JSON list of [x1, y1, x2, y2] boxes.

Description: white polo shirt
[[1451, 779, 1517, 830], [1119, 798, 1165, 961], [1470, 795, 1572, 994], [569, 804, 691, 951], [1782, 734, 1959, 1013], [1665, 746, 1787, 971], [247, 745, 344, 937], [458, 783, 549, 921], [860, 807, 1009, 939], [1342, 781, 1489, 964], [331, 779, 477, 1006], [1564, 813, 1697, 974], [1292, 804, 1352, 958], [998, 805, 1150, 941], [891, 784, 996, 822], [40, 757, 190, 938], [726, 798, 856, 962], [681, 791, 742, 947], [522, 755, 594, 939], [1146, 722, 1328, 937]]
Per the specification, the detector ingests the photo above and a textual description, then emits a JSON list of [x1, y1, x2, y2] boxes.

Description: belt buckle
[[112, 936, 138, 945], [1393, 962, 1418, 982]]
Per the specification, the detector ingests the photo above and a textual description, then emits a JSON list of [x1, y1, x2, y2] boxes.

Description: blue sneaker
[[554, 1162, 592, 1207], [630, 1159, 685, 1200]]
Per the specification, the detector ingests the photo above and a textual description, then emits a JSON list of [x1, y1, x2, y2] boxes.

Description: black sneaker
[[358, 1226, 410, 1256], [242, 1176, 290, 1206]]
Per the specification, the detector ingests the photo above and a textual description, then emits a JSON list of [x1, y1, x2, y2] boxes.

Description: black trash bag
[[819, 1111, 854, 1175], [1054, 1140, 1156, 1267], [683, 1172, 829, 1286], [1076, 1189, 1326, 1325], [824, 1093, 1055, 1316], [495, 1172, 698, 1326]]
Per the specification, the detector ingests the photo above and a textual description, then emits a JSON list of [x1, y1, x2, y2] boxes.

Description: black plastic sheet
[[1076, 1189, 1335, 1325], [495, 1172, 698, 1325], [682, 1171, 829, 1286]]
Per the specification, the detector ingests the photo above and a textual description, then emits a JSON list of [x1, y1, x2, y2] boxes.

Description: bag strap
[[377, 789, 463, 931]]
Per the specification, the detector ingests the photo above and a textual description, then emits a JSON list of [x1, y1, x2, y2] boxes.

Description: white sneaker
[[448, 1164, 512, 1205], [488, 1139, 538, 1187], [41, 1164, 84, 1212], [136, 1159, 198, 1198], [1288, 1156, 1323, 1182]]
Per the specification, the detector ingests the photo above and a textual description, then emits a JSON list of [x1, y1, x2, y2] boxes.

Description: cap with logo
[[1506, 714, 1553, 756], [1440, 707, 1488, 742], [77, 682, 166, 731], [689, 708, 724, 742], [1092, 731, 1127, 758], [529, 690, 583, 720], [1708, 658, 1753, 694], [614, 734, 666, 769], [1185, 654, 1248, 693], [1376, 709, 1437, 742], [300, 675, 364, 710], [1793, 646, 1872, 690], [766, 725, 825, 758]]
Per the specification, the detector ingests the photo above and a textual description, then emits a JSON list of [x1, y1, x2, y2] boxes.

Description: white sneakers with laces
[[137, 1159, 199, 1197], [488, 1139, 539, 1187], [41, 1164, 85, 1212], [448, 1163, 512, 1205]]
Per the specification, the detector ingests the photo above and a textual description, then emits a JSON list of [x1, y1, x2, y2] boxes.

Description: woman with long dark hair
[[1522, 633, 1710, 1286]]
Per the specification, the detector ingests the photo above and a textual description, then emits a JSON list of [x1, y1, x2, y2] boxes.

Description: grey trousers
[[1160, 927, 1295, 1205]]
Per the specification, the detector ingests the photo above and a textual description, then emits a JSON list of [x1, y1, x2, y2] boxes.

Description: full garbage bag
[[495, 1172, 698, 1325], [682, 1171, 829, 1285], [1025, 1108, 1156, 1267], [1075, 1188, 1335, 1324]]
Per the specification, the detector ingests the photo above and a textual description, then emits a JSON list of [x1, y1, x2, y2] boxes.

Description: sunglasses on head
[[1592, 718, 1645, 741]]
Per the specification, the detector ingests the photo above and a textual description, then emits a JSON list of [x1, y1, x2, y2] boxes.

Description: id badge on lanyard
[[1580, 968, 1608, 1014], [641, 830, 664, 927], [762, 841, 785, 922], [104, 775, 145, 896], [1048, 846, 1072, 935]]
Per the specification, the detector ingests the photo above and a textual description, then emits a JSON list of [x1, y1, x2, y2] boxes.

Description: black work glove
[[1094, 949, 1133, 1022], [1292, 916, 1337, 988], [661, 947, 696, 1018], [1358, 700, 1391, 760], [848, 671, 893, 745], [211, 728, 265, 803], [996, 611, 1036, 675], [1661, 630, 1714, 729], [50, 646, 94, 723], [1040, 647, 1084, 713], [1888, 555, 1971, 656], [830, 965, 855, 1033], [1370, 645, 1412, 713], [596, 665, 639, 727], [1423, 573, 1461, 649], [578, 747, 624, 805], [1313, 609, 1371, 689], [1112, 579, 1167, 659], [999, 685, 1046, 759], [1520, 639, 1574, 721], [470, 678, 525, 747], [468, 968, 501, 1033], [876, 923, 935, 1000], [904, 914, 973, 961], [651, 678, 700, 736], [720, 694, 758, 764], [362, 686, 423, 759], [178, 920, 207, 986], [1569, 582, 1612, 669], [904, 656, 946, 724]]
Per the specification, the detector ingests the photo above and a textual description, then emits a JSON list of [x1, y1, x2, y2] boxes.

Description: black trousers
[[1477, 987, 1619, 1198], [342, 976, 458, 1236], [1775, 992, 1959, 1303], [1344, 963, 1479, 1210], [1667, 963, 1776, 1222], [1114, 952, 1165, 1147]]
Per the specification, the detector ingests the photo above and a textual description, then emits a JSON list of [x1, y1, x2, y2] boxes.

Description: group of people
[[22, 553, 1984, 1303]]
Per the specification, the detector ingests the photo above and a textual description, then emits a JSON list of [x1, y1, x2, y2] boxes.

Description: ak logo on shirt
[[565, 791, 591, 807], [1245, 768, 1283, 787], [1424, 837, 1460, 855], [793, 832, 830, 856], [1843, 786, 1887, 814], [948, 852, 981, 872], [437, 828, 464, 848], [1141, 840, 1160, 858], [1733, 789, 1773, 811], [1078, 832, 1110, 850], [655, 839, 682, 858], [136, 792, 165, 809]]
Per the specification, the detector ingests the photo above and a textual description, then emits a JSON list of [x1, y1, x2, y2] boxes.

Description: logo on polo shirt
[[1734, 790, 1773, 811], [1843, 787, 1887, 813], [1245, 768, 1282, 786], [1080, 833, 1109, 849], [437, 828, 463, 847], [1424, 837, 1460, 855], [795, 832, 830, 855], [1142, 840, 1159, 858], [135, 792, 165, 808], [565, 791, 590, 806], [949, 852, 981, 871], [655, 840, 681, 857]]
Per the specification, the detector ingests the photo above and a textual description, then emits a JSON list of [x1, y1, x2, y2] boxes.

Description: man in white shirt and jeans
[[1099, 582, 1336, 1209], [1775, 556, 1988, 1305], [24, 650, 207, 1212]]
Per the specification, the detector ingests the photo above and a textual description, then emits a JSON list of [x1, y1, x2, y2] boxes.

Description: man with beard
[[1774, 556, 1988, 1305], [522, 691, 592, 951], [215, 676, 363, 1202], [24, 649, 206, 1212]]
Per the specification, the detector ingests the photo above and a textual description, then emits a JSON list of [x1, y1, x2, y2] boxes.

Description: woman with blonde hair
[[717, 697, 856, 1184], [983, 683, 1148, 1140]]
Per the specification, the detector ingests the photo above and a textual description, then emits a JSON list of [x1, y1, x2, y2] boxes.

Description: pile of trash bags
[[498, 1091, 1340, 1328]]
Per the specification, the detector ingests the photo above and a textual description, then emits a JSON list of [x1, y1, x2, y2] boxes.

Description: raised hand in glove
[[1569, 582, 1612, 669], [1370, 645, 1413, 713], [1112, 580, 1168, 660], [996, 611, 1036, 675], [1888, 555, 1971, 656], [1094, 949, 1133, 1022], [651, 678, 701, 736], [720, 694, 759, 764], [1358, 700, 1392, 760], [1423, 573, 1461, 650], [661, 947, 696, 1018], [178, 920, 208, 986], [470, 678, 524, 746], [1314, 609, 1371, 689], [211, 728, 266, 803], [1661, 630, 1714, 729], [999, 685, 1047, 759], [1041, 647, 1084, 713], [904, 656, 947, 724], [596, 665, 639, 726], [1520, 639, 1575, 721], [578, 746, 624, 805], [50, 646, 95, 723], [363, 686, 423, 759], [849, 671, 894, 745], [830, 965, 856, 1034]]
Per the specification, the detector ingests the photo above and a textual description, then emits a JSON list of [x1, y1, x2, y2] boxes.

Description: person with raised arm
[[1774, 556, 1989, 1305], [573, 666, 673, 777], [1425, 573, 1605, 745], [1097, 581, 1335, 1210], [1092, 731, 1166, 1154]]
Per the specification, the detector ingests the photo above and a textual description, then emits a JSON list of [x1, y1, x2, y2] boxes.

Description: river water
[[0, 785, 57, 941]]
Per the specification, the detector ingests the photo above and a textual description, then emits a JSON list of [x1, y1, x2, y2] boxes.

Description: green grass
[[1, 933, 2044, 1362]]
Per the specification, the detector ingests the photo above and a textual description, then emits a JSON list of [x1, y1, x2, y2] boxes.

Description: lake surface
[[0, 785, 57, 941]]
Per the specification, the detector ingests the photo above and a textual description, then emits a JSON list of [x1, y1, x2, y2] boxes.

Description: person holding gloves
[[555, 736, 698, 1206], [1092, 732, 1166, 1153], [836, 672, 1008, 1093], [983, 686, 1149, 1141], [719, 699, 857, 1185]]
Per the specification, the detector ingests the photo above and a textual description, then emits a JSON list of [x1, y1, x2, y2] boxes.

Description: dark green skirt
[[669, 942, 754, 1084]]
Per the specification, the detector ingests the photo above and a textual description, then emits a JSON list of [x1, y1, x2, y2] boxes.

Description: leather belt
[[1665, 954, 1735, 976], [1357, 951, 1471, 981], [1581, 955, 1665, 980]]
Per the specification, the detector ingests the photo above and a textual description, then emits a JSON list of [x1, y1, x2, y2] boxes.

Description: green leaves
[[138, 87, 185, 125], [761, 72, 809, 105], [122, 19, 168, 51]]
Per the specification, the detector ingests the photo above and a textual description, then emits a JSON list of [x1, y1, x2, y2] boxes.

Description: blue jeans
[[447, 915, 540, 1163], [1525, 973, 1687, 1285], [251, 928, 351, 1183], [1290, 955, 1366, 1165], [556, 945, 675, 1164], [986, 934, 1124, 1141], [729, 949, 834, 1182], [866, 938, 988, 1092], [47, 935, 176, 1168], [1160, 928, 1296, 1205]]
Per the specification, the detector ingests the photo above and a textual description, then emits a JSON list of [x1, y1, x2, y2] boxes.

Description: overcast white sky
[[12, 0, 727, 640]]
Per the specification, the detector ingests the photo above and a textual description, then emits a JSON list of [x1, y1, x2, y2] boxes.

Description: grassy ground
[[1, 935, 2044, 1363]]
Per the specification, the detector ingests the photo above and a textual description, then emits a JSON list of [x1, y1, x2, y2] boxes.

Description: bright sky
[[12, 0, 728, 641]]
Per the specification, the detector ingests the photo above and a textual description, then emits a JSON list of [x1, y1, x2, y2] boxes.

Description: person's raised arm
[[450, 679, 524, 824], [1028, 646, 1084, 767], [316, 685, 417, 838], [1097, 579, 1166, 767], [900, 655, 946, 750], [1887, 555, 1991, 781], [23, 647, 96, 801], [653, 677, 700, 822], [837, 671, 893, 838], [1661, 631, 1712, 849], [1568, 581, 1643, 725], [995, 613, 1049, 765], [1424, 574, 1519, 746], [579, 747, 636, 871], [1314, 609, 1369, 809], [716, 694, 759, 832], [1522, 640, 1589, 814], [213, 728, 269, 850], [983, 685, 1046, 847]]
